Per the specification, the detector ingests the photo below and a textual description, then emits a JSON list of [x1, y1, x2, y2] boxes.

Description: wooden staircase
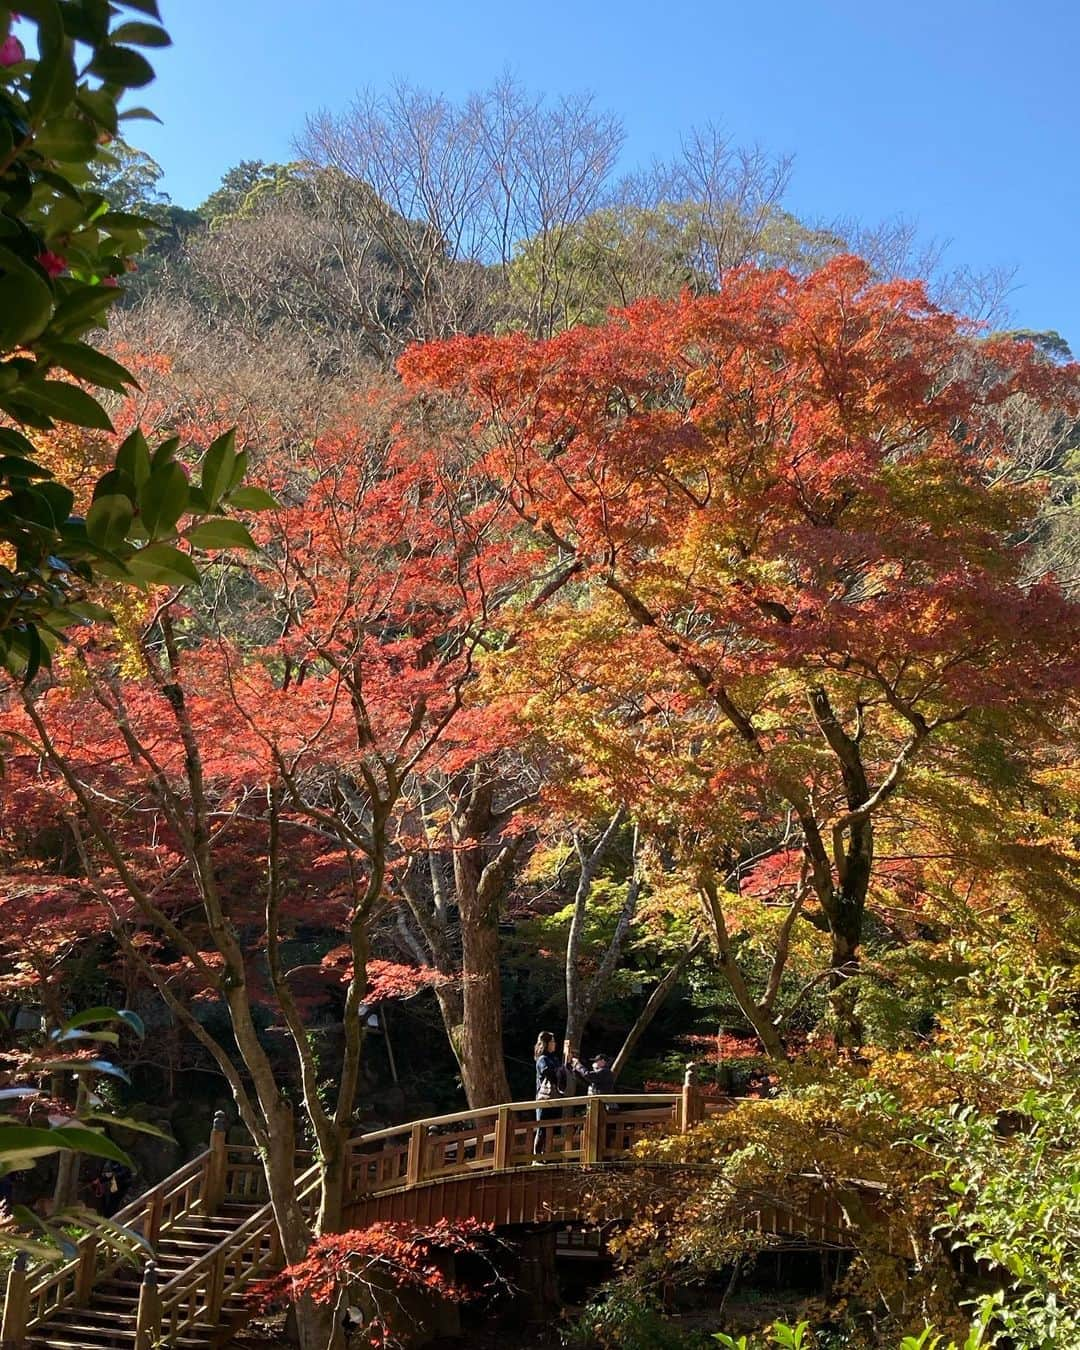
[[23, 1205, 259, 1350], [1, 1112, 316, 1350]]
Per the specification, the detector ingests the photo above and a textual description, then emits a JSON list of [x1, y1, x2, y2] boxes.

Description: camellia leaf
[[110, 22, 172, 48], [200, 429, 237, 508], [50, 1028, 121, 1046], [0, 427, 41, 459], [115, 0, 163, 18], [0, 246, 54, 348], [184, 519, 257, 552], [64, 1005, 142, 1032], [138, 460, 189, 539], [226, 486, 279, 511], [46, 1127, 133, 1165], [0, 1125, 130, 1167], [114, 1009, 146, 1039], [33, 116, 98, 162], [45, 341, 138, 393], [117, 105, 162, 123], [126, 542, 199, 588], [12, 380, 115, 431], [95, 210, 161, 232], [37, 1058, 131, 1083], [115, 429, 151, 489], [82, 1113, 172, 1140], [87, 45, 155, 89], [51, 283, 122, 333], [85, 494, 134, 551]]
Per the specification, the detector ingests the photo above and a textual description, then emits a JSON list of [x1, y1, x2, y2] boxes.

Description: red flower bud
[[37, 251, 67, 278], [0, 35, 25, 66]]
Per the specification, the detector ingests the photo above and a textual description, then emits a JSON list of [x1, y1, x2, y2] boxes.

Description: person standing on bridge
[[571, 1051, 616, 1097], [533, 1030, 566, 1158]]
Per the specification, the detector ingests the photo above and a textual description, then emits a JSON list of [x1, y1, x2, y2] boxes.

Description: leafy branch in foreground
[[0, 3, 266, 681]]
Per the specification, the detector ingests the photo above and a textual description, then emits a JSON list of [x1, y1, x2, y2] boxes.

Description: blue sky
[[139, 0, 1079, 348]]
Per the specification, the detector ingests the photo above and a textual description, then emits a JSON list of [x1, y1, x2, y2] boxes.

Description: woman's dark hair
[[534, 1031, 556, 1059]]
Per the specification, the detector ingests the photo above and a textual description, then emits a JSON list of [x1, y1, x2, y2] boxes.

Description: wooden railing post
[[134, 1262, 162, 1350], [679, 1063, 704, 1132], [1, 1251, 30, 1350], [206, 1249, 226, 1323], [405, 1121, 425, 1187], [493, 1106, 511, 1171], [144, 1185, 163, 1248], [583, 1097, 603, 1163], [74, 1234, 98, 1305], [201, 1109, 228, 1215]]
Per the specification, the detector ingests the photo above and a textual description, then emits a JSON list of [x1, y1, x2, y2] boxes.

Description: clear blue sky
[[139, 0, 1079, 349]]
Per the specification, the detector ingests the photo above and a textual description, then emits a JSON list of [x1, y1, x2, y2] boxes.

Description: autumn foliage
[[402, 256, 1080, 1045], [255, 1218, 498, 1346], [2, 251, 1078, 1347]]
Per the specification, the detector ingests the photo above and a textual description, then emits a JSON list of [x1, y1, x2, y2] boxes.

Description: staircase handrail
[[22, 1147, 211, 1331], [151, 1163, 322, 1346]]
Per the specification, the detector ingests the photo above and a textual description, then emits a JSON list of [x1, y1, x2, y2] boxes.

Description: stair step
[[52, 1308, 135, 1324], [167, 1223, 247, 1238], [29, 1325, 211, 1348], [28, 1337, 210, 1350], [159, 1237, 227, 1251], [24, 1161, 275, 1349]]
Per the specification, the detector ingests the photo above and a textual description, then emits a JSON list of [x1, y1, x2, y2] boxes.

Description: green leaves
[[184, 518, 257, 551], [65, 1007, 145, 1037], [0, 247, 53, 347], [227, 485, 279, 511], [200, 429, 244, 507], [0, 1, 272, 682], [138, 460, 189, 538], [88, 45, 155, 89], [116, 427, 151, 488], [0, 1004, 152, 1245], [0, 1125, 131, 1168], [126, 541, 199, 588], [5, 377, 114, 430], [86, 493, 133, 550], [45, 341, 139, 393], [32, 116, 98, 162], [111, 22, 172, 48]]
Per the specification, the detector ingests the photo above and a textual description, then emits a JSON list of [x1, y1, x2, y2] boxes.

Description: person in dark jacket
[[94, 1160, 133, 1218], [533, 1030, 566, 1157], [572, 1052, 616, 1096]]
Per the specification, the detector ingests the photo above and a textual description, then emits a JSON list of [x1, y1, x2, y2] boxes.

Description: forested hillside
[[1, 7, 1079, 1350]]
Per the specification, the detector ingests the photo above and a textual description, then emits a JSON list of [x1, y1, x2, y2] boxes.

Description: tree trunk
[[828, 900, 865, 1050], [52, 1077, 89, 1212], [455, 854, 511, 1105], [611, 939, 704, 1079], [449, 775, 518, 1107], [564, 810, 627, 1060], [262, 1116, 334, 1350], [700, 877, 789, 1062]]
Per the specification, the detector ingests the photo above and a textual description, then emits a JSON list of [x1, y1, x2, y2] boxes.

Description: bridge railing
[[345, 1093, 683, 1201]]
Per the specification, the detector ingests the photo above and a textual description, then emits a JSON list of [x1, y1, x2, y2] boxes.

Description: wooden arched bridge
[[1, 1089, 861, 1350]]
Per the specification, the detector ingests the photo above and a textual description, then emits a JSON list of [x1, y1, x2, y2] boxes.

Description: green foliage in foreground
[[569, 943, 1080, 1349], [0, 1004, 171, 1256], [0, 3, 262, 682]]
